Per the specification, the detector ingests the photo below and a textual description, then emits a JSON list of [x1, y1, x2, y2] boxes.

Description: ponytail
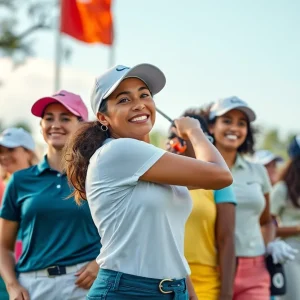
[[64, 100, 109, 205]]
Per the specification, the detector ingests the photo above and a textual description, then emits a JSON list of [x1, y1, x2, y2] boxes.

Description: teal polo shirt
[[0, 156, 101, 273]]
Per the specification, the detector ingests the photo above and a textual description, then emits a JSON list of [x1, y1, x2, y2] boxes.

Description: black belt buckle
[[47, 266, 66, 277]]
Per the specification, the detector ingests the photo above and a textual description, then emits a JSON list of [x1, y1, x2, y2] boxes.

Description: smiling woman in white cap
[[63, 63, 233, 300], [0, 91, 101, 300], [0, 127, 37, 182], [197, 96, 295, 300], [166, 110, 237, 300]]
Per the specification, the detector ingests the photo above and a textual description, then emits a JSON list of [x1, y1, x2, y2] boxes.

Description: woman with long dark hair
[[199, 97, 275, 299], [166, 109, 236, 300], [271, 135, 300, 300]]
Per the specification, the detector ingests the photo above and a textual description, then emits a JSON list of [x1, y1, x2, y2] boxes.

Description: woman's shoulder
[[273, 181, 288, 193], [92, 138, 160, 162], [104, 138, 149, 147], [101, 138, 157, 154], [10, 165, 38, 180], [242, 156, 267, 174]]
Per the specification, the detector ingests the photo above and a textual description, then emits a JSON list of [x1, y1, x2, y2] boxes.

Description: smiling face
[[97, 77, 156, 142], [40, 103, 81, 150], [210, 109, 249, 153], [0, 146, 32, 175]]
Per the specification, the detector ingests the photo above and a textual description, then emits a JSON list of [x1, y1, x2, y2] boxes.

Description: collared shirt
[[232, 155, 272, 257], [87, 138, 192, 279], [185, 186, 236, 267], [271, 181, 300, 242], [0, 156, 101, 272]]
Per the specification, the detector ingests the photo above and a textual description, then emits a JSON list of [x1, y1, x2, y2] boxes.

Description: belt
[[98, 269, 186, 295], [20, 262, 87, 277]]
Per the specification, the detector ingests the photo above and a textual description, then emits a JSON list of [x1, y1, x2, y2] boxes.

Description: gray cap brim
[[257, 155, 283, 165], [103, 63, 166, 99], [215, 105, 256, 122]]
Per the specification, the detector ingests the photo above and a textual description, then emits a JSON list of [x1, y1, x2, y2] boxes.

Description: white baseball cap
[[252, 150, 283, 165], [90, 63, 166, 115], [0, 128, 35, 151], [209, 96, 256, 122]]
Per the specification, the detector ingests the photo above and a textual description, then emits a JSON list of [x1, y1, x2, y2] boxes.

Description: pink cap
[[31, 90, 89, 121]]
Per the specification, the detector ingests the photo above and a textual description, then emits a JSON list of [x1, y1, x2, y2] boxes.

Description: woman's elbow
[[214, 171, 233, 189], [217, 232, 236, 257]]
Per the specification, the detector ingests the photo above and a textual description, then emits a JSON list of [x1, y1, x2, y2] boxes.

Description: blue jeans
[[87, 268, 188, 299]]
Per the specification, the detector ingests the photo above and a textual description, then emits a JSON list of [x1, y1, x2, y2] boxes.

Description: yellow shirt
[[184, 187, 236, 267]]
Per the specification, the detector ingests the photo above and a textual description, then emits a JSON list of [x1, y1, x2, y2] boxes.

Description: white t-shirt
[[232, 155, 272, 257], [86, 138, 192, 279]]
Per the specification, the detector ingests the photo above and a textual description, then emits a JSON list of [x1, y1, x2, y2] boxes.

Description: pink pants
[[233, 256, 270, 300]]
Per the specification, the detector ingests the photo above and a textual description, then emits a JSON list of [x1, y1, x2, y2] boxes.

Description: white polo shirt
[[86, 138, 192, 279], [232, 155, 272, 257], [271, 181, 300, 242]]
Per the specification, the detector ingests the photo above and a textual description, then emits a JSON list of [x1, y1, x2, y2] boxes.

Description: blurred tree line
[[0, 1, 297, 159], [0, 0, 70, 79], [150, 126, 296, 161], [256, 128, 296, 161], [0, 121, 295, 161], [0, 119, 32, 133], [0, 0, 52, 65]]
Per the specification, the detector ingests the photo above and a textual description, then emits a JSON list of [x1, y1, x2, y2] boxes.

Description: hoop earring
[[100, 125, 108, 132]]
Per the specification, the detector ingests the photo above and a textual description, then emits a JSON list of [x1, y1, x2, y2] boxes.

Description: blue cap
[[288, 135, 300, 159], [0, 128, 35, 151], [252, 150, 283, 165]]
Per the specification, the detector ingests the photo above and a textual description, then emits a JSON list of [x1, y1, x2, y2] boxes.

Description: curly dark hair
[[278, 156, 300, 208], [198, 103, 256, 154], [63, 100, 109, 205], [166, 107, 210, 139]]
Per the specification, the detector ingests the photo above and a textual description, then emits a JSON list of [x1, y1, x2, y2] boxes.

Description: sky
[[0, 0, 299, 144]]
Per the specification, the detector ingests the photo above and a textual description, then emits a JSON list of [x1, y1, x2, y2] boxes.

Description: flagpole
[[54, 0, 62, 91], [108, 15, 115, 68], [108, 43, 115, 68]]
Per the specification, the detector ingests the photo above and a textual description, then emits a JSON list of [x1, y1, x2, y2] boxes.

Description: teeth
[[226, 134, 238, 140], [131, 115, 147, 122]]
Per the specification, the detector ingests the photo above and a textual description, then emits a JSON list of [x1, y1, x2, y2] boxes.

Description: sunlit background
[[1, 0, 299, 158]]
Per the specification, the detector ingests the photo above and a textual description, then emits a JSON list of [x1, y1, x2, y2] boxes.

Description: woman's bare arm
[[216, 203, 236, 300], [141, 127, 232, 190]]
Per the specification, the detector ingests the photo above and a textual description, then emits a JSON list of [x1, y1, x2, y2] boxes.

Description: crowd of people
[[0, 63, 299, 300]]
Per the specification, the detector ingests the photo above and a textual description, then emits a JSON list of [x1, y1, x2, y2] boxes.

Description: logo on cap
[[116, 67, 129, 72], [230, 97, 244, 104], [53, 93, 65, 97]]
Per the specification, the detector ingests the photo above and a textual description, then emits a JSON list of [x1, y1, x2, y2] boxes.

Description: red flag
[[61, 0, 113, 45]]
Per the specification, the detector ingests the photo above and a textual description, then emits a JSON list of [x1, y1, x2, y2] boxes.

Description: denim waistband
[[98, 268, 187, 294]]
